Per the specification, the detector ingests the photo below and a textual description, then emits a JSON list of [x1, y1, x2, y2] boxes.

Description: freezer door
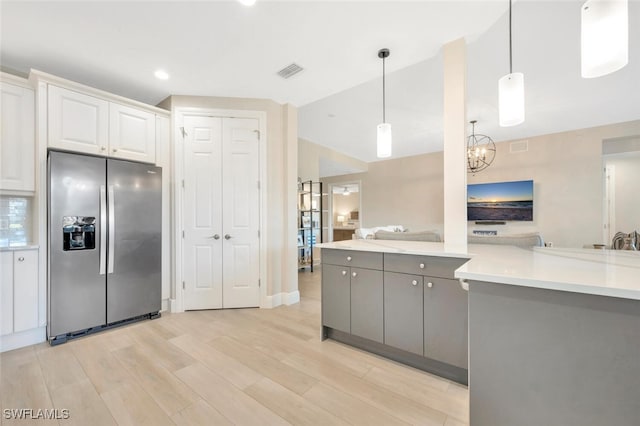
[[48, 151, 107, 337], [106, 159, 161, 323]]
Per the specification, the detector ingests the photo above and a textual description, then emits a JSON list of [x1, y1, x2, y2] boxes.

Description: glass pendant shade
[[377, 123, 392, 158], [498, 72, 525, 127], [581, 0, 628, 78]]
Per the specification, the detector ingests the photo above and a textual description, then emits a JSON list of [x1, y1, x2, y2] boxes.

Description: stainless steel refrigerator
[[48, 150, 161, 343]]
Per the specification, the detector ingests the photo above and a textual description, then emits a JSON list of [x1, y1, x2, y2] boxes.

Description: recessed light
[[237, 0, 256, 6], [154, 70, 169, 80]]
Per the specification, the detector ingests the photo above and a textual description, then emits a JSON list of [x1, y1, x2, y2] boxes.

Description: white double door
[[183, 115, 260, 310]]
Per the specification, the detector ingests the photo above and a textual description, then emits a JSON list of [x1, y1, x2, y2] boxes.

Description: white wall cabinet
[[47, 84, 159, 164], [48, 85, 109, 156], [109, 103, 156, 163], [0, 249, 39, 339], [0, 79, 35, 192]]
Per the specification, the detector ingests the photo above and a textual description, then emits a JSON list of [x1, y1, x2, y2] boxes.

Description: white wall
[[322, 120, 640, 248], [298, 138, 368, 182]]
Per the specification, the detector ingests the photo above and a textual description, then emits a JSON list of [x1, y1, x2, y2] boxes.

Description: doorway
[[602, 137, 640, 246], [329, 182, 361, 241]]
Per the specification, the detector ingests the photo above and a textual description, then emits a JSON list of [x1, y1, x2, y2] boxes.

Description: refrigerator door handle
[[108, 185, 115, 274], [99, 185, 107, 275]]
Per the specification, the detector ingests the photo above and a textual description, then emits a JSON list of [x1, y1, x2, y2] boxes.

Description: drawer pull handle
[[419, 263, 425, 269], [411, 279, 418, 286], [352, 272, 358, 278], [427, 282, 433, 288], [17, 257, 25, 262], [346, 256, 352, 262], [341, 270, 347, 276]]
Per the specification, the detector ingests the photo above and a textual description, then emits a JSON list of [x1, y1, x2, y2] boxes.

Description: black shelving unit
[[298, 181, 326, 272]]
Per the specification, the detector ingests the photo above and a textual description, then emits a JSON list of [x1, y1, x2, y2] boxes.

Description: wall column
[[443, 38, 467, 248]]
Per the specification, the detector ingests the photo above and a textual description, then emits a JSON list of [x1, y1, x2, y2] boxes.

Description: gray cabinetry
[[321, 264, 351, 333], [321, 247, 470, 384], [351, 268, 383, 343], [424, 277, 468, 369], [322, 249, 384, 343], [384, 272, 424, 355]]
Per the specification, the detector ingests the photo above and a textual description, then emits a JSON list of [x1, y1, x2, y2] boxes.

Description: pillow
[[375, 230, 442, 242]]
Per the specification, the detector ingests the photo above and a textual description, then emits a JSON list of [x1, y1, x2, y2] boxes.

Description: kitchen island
[[318, 240, 640, 426]]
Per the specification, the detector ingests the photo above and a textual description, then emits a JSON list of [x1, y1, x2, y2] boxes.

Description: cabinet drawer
[[322, 249, 383, 270], [384, 253, 468, 279]]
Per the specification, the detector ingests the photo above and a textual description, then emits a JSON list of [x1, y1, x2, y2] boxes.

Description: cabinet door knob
[[101, 146, 107, 151], [411, 279, 418, 286], [419, 263, 425, 269], [346, 256, 352, 262], [112, 148, 118, 153], [427, 282, 433, 288], [17, 256, 25, 262], [352, 272, 358, 278], [341, 270, 347, 276]]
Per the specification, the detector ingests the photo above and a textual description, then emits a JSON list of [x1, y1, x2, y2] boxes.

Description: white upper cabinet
[[0, 80, 35, 192], [109, 103, 156, 163], [48, 85, 109, 156], [42, 75, 165, 164]]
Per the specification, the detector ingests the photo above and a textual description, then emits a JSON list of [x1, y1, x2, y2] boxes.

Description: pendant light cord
[[509, 0, 513, 74], [382, 55, 386, 123]]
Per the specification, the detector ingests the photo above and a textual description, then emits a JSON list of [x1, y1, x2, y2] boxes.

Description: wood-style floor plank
[[0, 271, 469, 425]]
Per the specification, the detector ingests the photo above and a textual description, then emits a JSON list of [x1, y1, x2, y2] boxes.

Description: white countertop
[[317, 240, 640, 300], [0, 244, 39, 252]]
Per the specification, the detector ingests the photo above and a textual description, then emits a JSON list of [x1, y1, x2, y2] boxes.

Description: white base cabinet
[[0, 248, 43, 352]]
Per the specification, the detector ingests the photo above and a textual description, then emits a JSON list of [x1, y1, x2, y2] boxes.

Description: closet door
[[221, 118, 261, 308], [182, 116, 223, 310]]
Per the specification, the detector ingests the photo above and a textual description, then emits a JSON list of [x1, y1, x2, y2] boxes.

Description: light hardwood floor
[[0, 271, 469, 425]]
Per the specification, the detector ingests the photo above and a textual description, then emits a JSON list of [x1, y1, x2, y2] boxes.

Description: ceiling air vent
[[510, 140, 529, 153], [277, 63, 304, 79]]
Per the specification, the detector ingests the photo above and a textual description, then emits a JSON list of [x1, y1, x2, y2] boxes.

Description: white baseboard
[[284, 290, 300, 305], [262, 290, 300, 309], [169, 298, 180, 313], [161, 298, 170, 313], [0, 327, 47, 353]]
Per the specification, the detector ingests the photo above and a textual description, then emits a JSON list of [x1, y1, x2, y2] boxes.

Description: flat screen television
[[467, 180, 533, 221]]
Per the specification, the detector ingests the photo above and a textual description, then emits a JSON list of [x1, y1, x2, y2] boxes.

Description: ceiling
[[1, 1, 638, 164]]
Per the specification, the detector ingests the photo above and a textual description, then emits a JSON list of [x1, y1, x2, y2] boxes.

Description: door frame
[[327, 180, 362, 242], [172, 107, 267, 312]]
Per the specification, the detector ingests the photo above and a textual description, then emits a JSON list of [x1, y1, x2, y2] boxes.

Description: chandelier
[[467, 120, 496, 174]]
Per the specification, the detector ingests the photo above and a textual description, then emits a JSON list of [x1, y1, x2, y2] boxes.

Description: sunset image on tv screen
[[467, 180, 533, 221]]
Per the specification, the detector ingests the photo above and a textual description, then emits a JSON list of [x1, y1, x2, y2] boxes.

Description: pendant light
[[466, 120, 496, 174], [498, 0, 525, 127], [377, 48, 392, 158], [581, 0, 628, 78]]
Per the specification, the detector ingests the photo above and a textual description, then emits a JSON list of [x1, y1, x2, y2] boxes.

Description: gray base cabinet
[[383, 272, 424, 355], [321, 248, 470, 384], [424, 277, 468, 369], [350, 268, 383, 343], [321, 264, 351, 333]]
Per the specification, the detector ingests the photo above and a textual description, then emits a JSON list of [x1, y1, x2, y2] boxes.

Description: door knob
[[412, 279, 418, 286], [224, 234, 232, 240], [17, 257, 25, 262], [427, 282, 433, 288], [211, 234, 220, 240]]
